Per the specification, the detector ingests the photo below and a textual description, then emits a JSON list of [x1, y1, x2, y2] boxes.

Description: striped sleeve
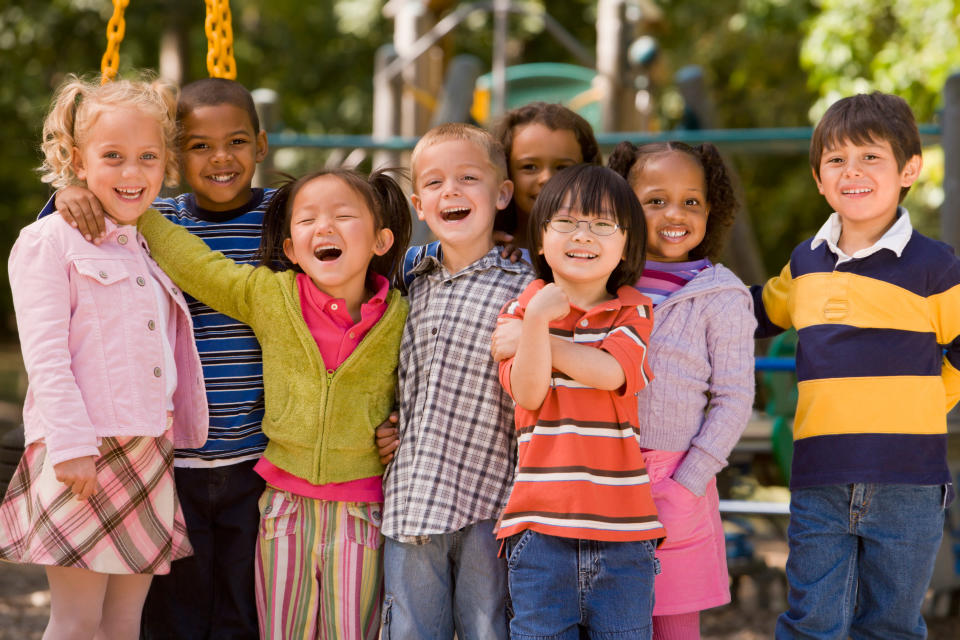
[[754, 262, 794, 338], [597, 302, 653, 397], [929, 279, 960, 411]]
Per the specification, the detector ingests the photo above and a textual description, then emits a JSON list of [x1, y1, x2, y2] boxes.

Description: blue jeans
[[141, 460, 265, 640], [776, 483, 947, 640], [382, 519, 509, 640], [505, 530, 658, 640]]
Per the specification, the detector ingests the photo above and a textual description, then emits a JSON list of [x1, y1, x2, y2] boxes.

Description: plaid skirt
[[0, 427, 192, 574]]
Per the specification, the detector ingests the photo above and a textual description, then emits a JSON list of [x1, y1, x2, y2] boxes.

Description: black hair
[[527, 164, 646, 296], [177, 78, 260, 133], [257, 168, 412, 284], [809, 92, 921, 202], [608, 140, 738, 261]]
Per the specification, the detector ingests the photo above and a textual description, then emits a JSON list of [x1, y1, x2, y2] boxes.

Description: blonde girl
[[0, 75, 207, 640]]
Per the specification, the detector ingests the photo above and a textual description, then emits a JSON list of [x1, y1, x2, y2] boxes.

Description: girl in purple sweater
[[607, 142, 756, 640]]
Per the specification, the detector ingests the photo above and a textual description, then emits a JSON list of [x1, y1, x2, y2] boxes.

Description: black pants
[[141, 459, 265, 640]]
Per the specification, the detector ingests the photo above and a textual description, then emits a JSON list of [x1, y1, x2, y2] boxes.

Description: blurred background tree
[[1, 0, 958, 335]]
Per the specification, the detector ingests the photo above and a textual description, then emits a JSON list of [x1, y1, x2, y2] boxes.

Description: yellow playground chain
[[100, 0, 237, 82]]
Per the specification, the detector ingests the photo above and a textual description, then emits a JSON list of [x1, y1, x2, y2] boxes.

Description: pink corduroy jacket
[[9, 213, 207, 466]]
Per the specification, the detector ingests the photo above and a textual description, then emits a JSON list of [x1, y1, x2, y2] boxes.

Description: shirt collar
[[413, 245, 530, 278], [810, 207, 913, 264], [299, 272, 390, 315]]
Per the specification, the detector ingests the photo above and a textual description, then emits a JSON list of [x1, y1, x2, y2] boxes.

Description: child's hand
[[491, 317, 522, 361], [526, 283, 570, 324], [493, 231, 524, 263], [53, 455, 98, 500], [375, 411, 400, 464], [56, 186, 107, 244]]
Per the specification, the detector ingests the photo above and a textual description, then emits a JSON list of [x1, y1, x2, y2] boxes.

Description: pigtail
[[367, 168, 412, 284], [690, 142, 738, 260], [257, 173, 298, 271], [39, 76, 90, 188], [606, 141, 640, 181]]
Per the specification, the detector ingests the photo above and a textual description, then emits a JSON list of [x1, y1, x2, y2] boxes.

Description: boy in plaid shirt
[[380, 123, 534, 639]]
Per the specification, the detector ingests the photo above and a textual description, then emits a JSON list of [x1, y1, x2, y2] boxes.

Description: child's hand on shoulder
[[491, 317, 521, 361], [53, 455, 98, 500], [375, 411, 400, 464], [526, 283, 570, 324], [493, 231, 524, 262], [56, 186, 107, 244]]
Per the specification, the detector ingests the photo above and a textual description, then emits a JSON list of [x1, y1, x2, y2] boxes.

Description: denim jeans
[[776, 483, 947, 640], [505, 530, 658, 640], [381, 519, 509, 640], [141, 460, 265, 640]]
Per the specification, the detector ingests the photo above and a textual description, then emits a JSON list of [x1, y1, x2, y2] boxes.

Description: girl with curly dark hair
[[606, 141, 756, 640]]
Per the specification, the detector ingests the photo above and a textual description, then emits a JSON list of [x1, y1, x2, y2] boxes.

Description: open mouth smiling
[[207, 172, 239, 184], [441, 206, 471, 221], [313, 246, 343, 261], [115, 187, 144, 200]]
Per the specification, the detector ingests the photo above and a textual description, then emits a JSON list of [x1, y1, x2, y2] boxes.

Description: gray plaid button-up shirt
[[382, 246, 535, 540]]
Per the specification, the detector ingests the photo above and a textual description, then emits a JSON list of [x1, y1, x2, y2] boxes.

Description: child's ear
[[496, 179, 514, 211], [255, 130, 269, 163], [72, 147, 86, 181], [410, 193, 426, 221], [811, 167, 825, 195], [282, 237, 298, 265], [373, 227, 394, 256], [900, 154, 922, 187]]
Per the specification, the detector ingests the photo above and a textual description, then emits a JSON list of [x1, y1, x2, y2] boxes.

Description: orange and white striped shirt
[[497, 279, 665, 543]]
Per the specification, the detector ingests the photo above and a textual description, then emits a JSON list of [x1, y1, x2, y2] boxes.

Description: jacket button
[[153, 367, 162, 377], [137, 276, 146, 287], [117, 234, 128, 245], [148, 320, 156, 331], [99, 271, 108, 279], [431, 327, 438, 335]]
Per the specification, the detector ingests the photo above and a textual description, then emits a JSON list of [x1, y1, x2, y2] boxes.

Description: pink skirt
[[0, 428, 192, 574], [644, 449, 730, 615]]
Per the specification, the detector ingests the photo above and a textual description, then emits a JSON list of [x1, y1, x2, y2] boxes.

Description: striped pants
[[255, 487, 383, 640]]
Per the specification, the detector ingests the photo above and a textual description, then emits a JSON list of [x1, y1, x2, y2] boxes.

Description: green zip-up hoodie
[[138, 209, 407, 484]]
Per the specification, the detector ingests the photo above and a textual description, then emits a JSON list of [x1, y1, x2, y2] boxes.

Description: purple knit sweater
[[635, 264, 756, 496]]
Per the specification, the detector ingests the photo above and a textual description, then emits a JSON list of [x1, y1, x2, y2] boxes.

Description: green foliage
[[802, 0, 960, 121]]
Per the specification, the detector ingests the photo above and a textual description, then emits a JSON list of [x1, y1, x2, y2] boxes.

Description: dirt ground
[[1, 560, 958, 639]]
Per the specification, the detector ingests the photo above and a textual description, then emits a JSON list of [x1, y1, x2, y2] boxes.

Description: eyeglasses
[[547, 215, 621, 236]]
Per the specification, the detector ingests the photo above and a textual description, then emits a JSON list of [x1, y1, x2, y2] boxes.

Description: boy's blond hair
[[40, 73, 180, 189], [410, 122, 508, 189]]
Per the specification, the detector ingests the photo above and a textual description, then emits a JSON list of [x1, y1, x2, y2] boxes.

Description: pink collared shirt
[[9, 214, 208, 466], [254, 273, 390, 502]]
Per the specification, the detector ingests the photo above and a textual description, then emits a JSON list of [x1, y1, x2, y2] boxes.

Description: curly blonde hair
[[39, 73, 180, 189]]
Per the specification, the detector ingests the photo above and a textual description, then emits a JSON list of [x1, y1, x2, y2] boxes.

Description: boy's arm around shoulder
[[137, 209, 262, 326], [675, 282, 757, 495], [752, 261, 794, 339]]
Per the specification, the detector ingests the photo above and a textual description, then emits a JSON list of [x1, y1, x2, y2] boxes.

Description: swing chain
[[100, 0, 130, 83], [205, 0, 237, 80]]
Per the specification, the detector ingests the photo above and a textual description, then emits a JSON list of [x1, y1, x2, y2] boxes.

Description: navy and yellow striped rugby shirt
[[753, 215, 960, 489]]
